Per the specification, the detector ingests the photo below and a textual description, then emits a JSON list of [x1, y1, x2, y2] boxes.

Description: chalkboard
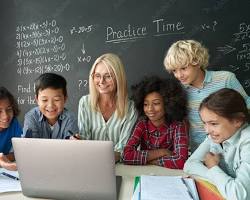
[[0, 0, 250, 123]]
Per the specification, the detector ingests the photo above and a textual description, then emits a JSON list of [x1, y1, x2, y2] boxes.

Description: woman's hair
[[88, 53, 128, 118], [0, 86, 20, 117], [131, 75, 187, 123], [199, 88, 250, 123], [164, 39, 209, 72]]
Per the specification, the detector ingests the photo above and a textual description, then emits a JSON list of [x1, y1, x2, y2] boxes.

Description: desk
[[0, 164, 186, 200]]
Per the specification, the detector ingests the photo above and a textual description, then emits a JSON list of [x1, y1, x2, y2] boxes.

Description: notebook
[[12, 138, 120, 200], [139, 175, 198, 200]]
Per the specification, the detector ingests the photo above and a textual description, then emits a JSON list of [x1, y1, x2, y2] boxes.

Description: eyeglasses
[[92, 73, 113, 82]]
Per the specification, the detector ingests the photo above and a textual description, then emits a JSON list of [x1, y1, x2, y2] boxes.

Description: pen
[[68, 130, 81, 140], [1, 172, 19, 181]]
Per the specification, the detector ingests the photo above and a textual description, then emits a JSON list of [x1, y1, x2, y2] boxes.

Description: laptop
[[12, 138, 121, 200]]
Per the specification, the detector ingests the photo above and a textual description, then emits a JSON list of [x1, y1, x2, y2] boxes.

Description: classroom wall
[[0, 0, 249, 123]]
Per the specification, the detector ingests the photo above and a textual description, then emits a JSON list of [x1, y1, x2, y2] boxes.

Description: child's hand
[[69, 133, 82, 140], [203, 152, 220, 169], [0, 153, 17, 171], [148, 159, 159, 165]]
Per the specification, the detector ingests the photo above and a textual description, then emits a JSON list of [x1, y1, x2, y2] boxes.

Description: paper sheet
[[140, 175, 194, 200], [183, 178, 200, 200], [0, 168, 21, 193]]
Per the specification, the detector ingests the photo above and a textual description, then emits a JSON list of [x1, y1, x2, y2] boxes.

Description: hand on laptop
[[69, 133, 82, 140], [0, 153, 17, 171]]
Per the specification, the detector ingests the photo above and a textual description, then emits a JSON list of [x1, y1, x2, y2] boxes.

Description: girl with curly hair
[[122, 76, 189, 169]]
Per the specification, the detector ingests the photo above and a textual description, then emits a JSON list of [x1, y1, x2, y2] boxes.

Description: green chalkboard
[[0, 0, 249, 123]]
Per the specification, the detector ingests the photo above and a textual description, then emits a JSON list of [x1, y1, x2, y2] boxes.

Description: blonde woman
[[78, 53, 137, 162], [164, 39, 250, 152]]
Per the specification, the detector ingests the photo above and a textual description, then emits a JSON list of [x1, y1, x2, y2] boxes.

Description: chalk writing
[[16, 83, 36, 105], [237, 51, 250, 61], [243, 63, 250, 71], [81, 43, 86, 54], [16, 28, 60, 40], [77, 42, 91, 63], [77, 56, 91, 63], [17, 83, 34, 93], [106, 24, 147, 43], [17, 53, 67, 66], [1, 0, 249, 124], [78, 80, 88, 89], [70, 25, 93, 35], [15, 19, 71, 77], [229, 65, 240, 72], [17, 63, 70, 76], [216, 45, 236, 55], [233, 23, 250, 42], [229, 23, 250, 74], [153, 19, 185, 36], [16, 36, 64, 48], [238, 43, 250, 54], [16, 44, 65, 58], [105, 19, 186, 43], [201, 21, 217, 32], [17, 96, 36, 105]]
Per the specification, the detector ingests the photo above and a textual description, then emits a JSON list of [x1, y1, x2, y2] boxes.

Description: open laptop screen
[[12, 138, 117, 200]]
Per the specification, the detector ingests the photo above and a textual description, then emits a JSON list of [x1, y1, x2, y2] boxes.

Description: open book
[[132, 175, 199, 200]]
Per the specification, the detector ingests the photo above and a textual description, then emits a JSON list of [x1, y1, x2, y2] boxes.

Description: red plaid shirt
[[122, 119, 188, 169]]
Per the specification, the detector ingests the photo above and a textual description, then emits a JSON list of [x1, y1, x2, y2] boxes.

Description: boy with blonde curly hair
[[164, 39, 250, 152]]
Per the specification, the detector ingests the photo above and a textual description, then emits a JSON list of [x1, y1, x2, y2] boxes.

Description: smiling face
[[200, 107, 242, 143], [36, 88, 67, 125], [0, 99, 14, 131], [93, 62, 116, 95], [143, 92, 165, 127], [172, 64, 204, 88]]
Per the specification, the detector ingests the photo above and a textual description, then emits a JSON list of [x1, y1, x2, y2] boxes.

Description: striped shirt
[[122, 119, 188, 169], [78, 95, 138, 152], [185, 70, 250, 152]]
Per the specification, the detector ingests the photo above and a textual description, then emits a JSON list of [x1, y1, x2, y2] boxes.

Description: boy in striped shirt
[[164, 39, 250, 153]]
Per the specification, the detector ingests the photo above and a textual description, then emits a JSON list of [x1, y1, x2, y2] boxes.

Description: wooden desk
[[0, 164, 186, 200]]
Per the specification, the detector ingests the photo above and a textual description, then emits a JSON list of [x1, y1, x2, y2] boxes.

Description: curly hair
[[164, 39, 209, 71], [131, 75, 187, 123], [0, 86, 20, 117]]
